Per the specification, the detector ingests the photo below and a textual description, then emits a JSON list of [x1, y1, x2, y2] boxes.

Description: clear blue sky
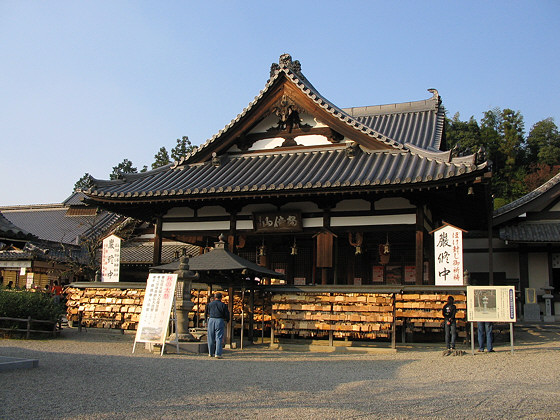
[[1, 1, 559, 206]]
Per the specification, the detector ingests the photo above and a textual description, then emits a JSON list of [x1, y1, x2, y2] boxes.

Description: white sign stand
[[133, 273, 179, 356], [467, 286, 517, 355]]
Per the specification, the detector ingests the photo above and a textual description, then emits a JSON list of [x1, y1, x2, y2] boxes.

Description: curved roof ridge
[[343, 89, 440, 117], [494, 170, 560, 217]]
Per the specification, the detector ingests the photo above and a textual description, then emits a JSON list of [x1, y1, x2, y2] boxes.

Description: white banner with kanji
[[101, 234, 121, 282], [135, 273, 178, 345], [433, 223, 464, 286]]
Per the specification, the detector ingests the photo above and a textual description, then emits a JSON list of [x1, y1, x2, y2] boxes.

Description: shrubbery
[[0, 289, 64, 332]]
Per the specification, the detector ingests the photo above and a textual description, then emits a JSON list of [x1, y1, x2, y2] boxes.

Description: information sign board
[[467, 286, 517, 322]]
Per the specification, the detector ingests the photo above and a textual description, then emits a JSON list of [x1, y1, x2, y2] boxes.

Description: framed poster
[[467, 286, 517, 322], [404, 266, 416, 283], [386, 266, 402, 284], [372, 266, 384, 283], [134, 273, 178, 351]]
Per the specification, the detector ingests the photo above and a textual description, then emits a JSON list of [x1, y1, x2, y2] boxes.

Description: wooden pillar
[[249, 287, 254, 340], [487, 183, 494, 285], [519, 245, 529, 298], [415, 205, 425, 285], [227, 284, 234, 347], [228, 210, 237, 252], [153, 216, 163, 266]]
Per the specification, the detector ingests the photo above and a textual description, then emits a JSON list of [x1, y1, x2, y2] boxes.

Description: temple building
[[82, 54, 490, 289]]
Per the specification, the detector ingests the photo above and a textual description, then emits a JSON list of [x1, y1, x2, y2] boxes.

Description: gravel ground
[[1, 324, 559, 420]]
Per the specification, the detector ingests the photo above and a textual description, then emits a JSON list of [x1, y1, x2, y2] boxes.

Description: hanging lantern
[[290, 238, 298, 255], [348, 232, 363, 255], [259, 239, 267, 256], [379, 234, 391, 265]]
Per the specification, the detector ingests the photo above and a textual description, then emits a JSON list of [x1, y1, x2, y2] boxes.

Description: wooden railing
[[0, 316, 60, 338]]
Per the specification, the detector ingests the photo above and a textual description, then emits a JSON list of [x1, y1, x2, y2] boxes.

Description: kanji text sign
[[434, 224, 463, 286]]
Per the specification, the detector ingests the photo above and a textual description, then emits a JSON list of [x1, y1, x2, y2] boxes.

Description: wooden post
[[249, 287, 254, 341], [391, 294, 396, 349], [227, 284, 234, 348], [26, 316, 31, 339], [415, 205, 424, 285], [153, 216, 163, 266]]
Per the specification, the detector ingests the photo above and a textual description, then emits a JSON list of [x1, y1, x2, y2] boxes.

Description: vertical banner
[[433, 223, 465, 286], [467, 286, 517, 322], [101, 234, 121, 282], [135, 273, 178, 345]]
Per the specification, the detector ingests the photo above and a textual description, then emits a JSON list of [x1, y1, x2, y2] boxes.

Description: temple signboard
[[432, 223, 465, 286], [253, 211, 302, 233]]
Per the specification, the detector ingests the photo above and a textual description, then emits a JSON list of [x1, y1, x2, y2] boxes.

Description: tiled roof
[[121, 243, 199, 264], [494, 170, 560, 224], [343, 89, 445, 151], [0, 213, 36, 240], [0, 205, 121, 245], [86, 146, 486, 201], [499, 224, 560, 243]]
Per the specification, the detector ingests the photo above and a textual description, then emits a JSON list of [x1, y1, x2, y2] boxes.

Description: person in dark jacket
[[206, 292, 230, 358], [442, 295, 457, 350]]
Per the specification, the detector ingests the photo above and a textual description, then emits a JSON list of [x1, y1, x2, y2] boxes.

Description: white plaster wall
[[239, 203, 278, 216], [528, 252, 550, 290], [331, 214, 415, 227], [162, 221, 230, 231], [463, 251, 519, 279], [281, 201, 321, 212], [197, 206, 227, 217], [550, 201, 560, 211], [165, 207, 195, 217], [333, 199, 370, 212], [375, 197, 414, 210]]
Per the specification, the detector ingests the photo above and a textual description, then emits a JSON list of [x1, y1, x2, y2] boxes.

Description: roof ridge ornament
[[270, 53, 302, 78]]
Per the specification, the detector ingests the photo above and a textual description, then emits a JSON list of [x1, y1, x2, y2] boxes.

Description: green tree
[[74, 173, 94, 191], [445, 113, 482, 155], [110, 159, 137, 180], [171, 136, 195, 161], [526, 118, 560, 166], [152, 147, 171, 169]]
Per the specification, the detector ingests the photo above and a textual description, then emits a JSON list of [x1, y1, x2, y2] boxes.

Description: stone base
[[523, 304, 541, 322], [543, 315, 556, 322], [0, 356, 39, 372]]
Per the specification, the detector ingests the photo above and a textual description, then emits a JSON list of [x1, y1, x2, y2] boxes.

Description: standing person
[[442, 295, 457, 351], [206, 292, 229, 358], [477, 322, 494, 352]]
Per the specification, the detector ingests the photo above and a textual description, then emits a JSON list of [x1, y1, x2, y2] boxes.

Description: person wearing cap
[[206, 292, 230, 358]]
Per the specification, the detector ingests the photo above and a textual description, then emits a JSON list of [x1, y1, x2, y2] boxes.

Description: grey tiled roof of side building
[[0, 193, 122, 245], [0, 213, 36, 240], [499, 224, 560, 243], [494, 171, 560, 220]]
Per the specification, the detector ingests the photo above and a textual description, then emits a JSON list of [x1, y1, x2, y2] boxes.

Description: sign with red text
[[101, 234, 121, 282], [135, 273, 178, 345], [433, 223, 465, 286]]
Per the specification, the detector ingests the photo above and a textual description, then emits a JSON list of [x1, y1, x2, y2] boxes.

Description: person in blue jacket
[[206, 292, 230, 358]]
